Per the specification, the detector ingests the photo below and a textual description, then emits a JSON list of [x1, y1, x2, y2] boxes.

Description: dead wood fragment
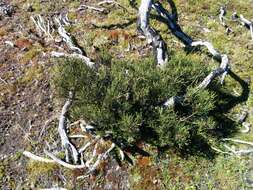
[[138, 0, 168, 66], [78, 5, 105, 13], [31, 15, 54, 40], [232, 12, 253, 40], [51, 51, 95, 69], [0, 3, 14, 17], [23, 151, 55, 163], [58, 91, 79, 163], [219, 6, 233, 34], [44, 150, 86, 170]]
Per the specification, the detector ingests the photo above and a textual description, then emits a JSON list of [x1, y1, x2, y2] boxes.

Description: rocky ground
[[1, 0, 253, 189]]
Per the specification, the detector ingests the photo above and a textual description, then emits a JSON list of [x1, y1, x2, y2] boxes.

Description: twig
[[58, 12, 73, 26], [55, 17, 84, 55], [152, 1, 230, 90], [39, 115, 57, 140], [97, 0, 128, 12], [23, 151, 55, 163], [58, 91, 79, 163], [211, 146, 233, 155], [51, 51, 95, 68], [241, 122, 251, 134], [31, 15, 54, 39], [38, 188, 67, 190], [232, 12, 253, 41], [44, 150, 87, 170], [69, 134, 86, 138], [0, 77, 8, 84], [79, 142, 92, 153], [219, 6, 232, 34], [78, 5, 105, 13], [223, 138, 253, 146], [138, 0, 168, 66]]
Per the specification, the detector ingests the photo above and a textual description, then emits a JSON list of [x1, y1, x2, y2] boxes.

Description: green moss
[[27, 161, 58, 183], [21, 47, 42, 64], [161, 153, 247, 189], [32, 0, 42, 13], [19, 64, 44, 85]]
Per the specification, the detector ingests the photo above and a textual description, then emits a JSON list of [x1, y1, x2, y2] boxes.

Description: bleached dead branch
[[0, 77, 8, 84], [4, 41, 14, 47], [148, 0, 230, 109], [163, 96, 182, 108], [196, 53, 229, 88], [241, 122, 251, 133], [58, 91, 79, 164], [55, 17, 83, 55], [44, 150, 87, 170], [219, 6, 232, 34], [78, 5, 105, 13], [211, 146, 233, 155], [138, 0, 168, 66], [232, 12, 253, 41], [58, 12, 73, 26], [223, 138, 253, 146], [154, 2, 229, 87], [23, 151, 55, 163], [24, 140, 118, 171], [79, 142, 92, 153], [97, 0, 128, 12], [88, 143, 116, 173], [38, 188, 67, 190], [31, 15, 54, 39], [213, 138, 253, 156], [69, 135, 86, 138], [51, 51, 95, 68], [0, 3, 14, 17], [223, 144, 253, 156]]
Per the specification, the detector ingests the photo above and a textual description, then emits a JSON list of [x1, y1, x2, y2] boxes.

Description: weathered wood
[[58, 91, 79, 163], [138, 0, 168, 66], [219, 6, 232, 34], [232, 12, 253, 40]]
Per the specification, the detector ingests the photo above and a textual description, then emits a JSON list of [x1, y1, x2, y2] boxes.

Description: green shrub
[[53, 54, 220, 152]]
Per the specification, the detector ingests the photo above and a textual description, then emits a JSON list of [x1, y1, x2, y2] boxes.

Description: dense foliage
[[54, 54, 220, 151]]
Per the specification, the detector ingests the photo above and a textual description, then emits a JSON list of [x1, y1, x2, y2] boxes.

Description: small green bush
[[53, 54, 220, 152]]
